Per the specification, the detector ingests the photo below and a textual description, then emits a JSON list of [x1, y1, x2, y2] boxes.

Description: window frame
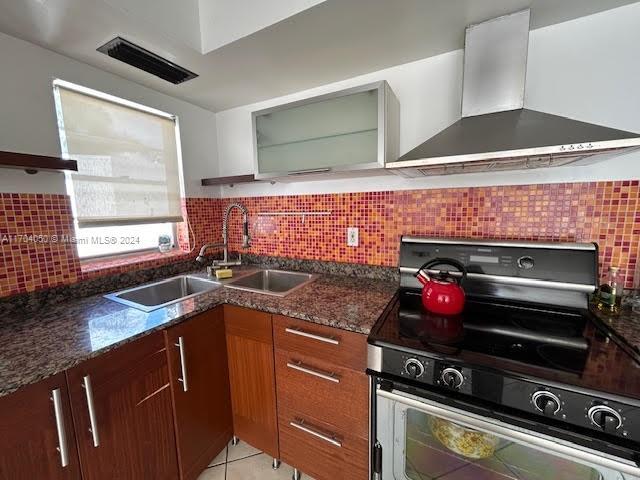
[[72, 223, 180, 261], [52, 78, 186, 261]]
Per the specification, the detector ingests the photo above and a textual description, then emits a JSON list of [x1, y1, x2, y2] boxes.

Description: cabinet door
[[66, 332, 178, 480], [166, 307, 233, 480], [224, 305, 279, 458], [254, 83, 384, 177], [0, 373, 82, 480]]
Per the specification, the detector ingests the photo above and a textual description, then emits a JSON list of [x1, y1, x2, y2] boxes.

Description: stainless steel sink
[[104, 275, 221, 312], [225, 269, 318, 297]]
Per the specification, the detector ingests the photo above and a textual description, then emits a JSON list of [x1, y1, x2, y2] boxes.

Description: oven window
[[405, 408, 602, 480]]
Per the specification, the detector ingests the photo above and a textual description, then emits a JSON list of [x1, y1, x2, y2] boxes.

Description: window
[[53, 79, 184, 259]]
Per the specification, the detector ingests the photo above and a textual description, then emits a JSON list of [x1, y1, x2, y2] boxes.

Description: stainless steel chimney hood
[[387, 9, 640, 177]]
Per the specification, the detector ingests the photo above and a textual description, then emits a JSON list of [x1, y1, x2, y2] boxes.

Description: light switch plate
[[347, 227, 359, 247]]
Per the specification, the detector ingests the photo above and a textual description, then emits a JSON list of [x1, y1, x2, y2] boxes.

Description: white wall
[[0, 31, 219, 198], [215, 3, 640, 198]]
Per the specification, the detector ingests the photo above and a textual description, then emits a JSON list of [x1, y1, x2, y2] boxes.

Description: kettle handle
[[415, 258, 467, 283]]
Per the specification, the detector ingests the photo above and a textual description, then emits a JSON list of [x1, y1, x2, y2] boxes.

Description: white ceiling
[[198, 0, 327, 53], [0, 0, 638, 112], [103, 0, 203, 52]]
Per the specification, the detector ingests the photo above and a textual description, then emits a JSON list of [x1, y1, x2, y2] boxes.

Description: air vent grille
[[97, 37, 198, 85]]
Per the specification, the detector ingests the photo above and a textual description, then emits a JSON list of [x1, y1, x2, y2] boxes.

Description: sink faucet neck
[[222, 202, 250, 248], [212, 202, 250, 268]]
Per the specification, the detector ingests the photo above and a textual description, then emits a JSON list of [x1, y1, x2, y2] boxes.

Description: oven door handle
[[378, 388, 640, 478]]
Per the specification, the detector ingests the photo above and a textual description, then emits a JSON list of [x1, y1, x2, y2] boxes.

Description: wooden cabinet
[[1, 305, 370, 480], [224, 305, 279, 458], [273, 315, 369, 480], [273, 315, 368, 371], [165, 307, 233, 480], [66, 332, 178, 480], [0, 373, 82, 480], [275, 350, 369, 439], [278, 406, 369, 480]]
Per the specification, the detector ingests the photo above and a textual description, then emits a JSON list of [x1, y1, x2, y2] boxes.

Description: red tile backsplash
[[0, 195, 221, 296], [1, 180, 638, 298], [223, 180, 640, 288], [0, 193, 80, 295]]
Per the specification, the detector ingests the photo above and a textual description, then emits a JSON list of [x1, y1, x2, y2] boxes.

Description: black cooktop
[[369, 290, 640, 400]]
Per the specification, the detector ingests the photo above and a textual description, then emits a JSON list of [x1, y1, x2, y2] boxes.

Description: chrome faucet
[[196, 202, 251, 268]]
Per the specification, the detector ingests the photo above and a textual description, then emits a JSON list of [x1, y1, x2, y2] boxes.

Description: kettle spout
[[415, 270, 430, 286]]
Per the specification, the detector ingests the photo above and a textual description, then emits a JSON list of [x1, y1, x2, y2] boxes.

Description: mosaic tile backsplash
[[0, 180, 638, 298], [223, 181, 639, 288], [0, 195, 221, 297], [0, 194, 80, 295]]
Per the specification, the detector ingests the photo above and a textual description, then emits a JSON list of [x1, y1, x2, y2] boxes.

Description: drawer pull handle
[[175, 336, 189, 392], [82, 375, 100, 447], [285, 327, 339, 345], [51, 388, 70, 467], [290, 419, 342, 447], [287, 361, 340, 383]]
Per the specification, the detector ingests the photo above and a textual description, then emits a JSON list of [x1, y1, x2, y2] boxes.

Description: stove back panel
[[399, 237, 598, 309]]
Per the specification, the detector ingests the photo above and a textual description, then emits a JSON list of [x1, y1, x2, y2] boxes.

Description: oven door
[[376, 388, 640, 480]]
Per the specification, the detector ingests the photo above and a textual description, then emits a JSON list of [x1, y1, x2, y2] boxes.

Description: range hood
[[387, 9, 640, 177]]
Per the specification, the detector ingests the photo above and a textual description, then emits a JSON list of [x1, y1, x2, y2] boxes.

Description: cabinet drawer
[[275, 350, 368, 439], [279, 406, 368, 480], [273, 315, 367, 371]]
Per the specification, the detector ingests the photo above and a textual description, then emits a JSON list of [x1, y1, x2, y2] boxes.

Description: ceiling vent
[[97, 37, 198, 84]]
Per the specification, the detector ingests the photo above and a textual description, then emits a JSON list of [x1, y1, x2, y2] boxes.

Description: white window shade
[[55, 85, 184, 227]]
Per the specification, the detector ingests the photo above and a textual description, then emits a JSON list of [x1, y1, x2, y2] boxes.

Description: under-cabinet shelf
[[0, 150, 78, 173], [201, 174, 274, 187]]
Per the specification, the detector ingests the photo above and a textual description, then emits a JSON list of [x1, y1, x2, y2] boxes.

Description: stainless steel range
[[368, 236, 640, 480]]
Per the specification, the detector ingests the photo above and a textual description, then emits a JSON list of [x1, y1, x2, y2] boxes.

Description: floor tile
[[197, 464, 225, 480], [226, 453, 297, 480], [227, 439, 262, 462], [208, 446, 228, 467]]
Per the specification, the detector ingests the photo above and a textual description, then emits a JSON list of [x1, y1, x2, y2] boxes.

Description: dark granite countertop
[[0, 267, 398, 397], [591, 306, 640, 356]]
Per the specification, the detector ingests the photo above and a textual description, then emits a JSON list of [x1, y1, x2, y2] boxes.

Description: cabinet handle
[[290, 418, 342, 447], [287, 360, 340, 383], [284, 327, 339, 345], [82, 375, 100, 447], [287, 168, 331, 176], [175, 336, 188, 392], [51, 388, 70, 467]]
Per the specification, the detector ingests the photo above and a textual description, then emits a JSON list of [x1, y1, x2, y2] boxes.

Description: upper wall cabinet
[[252, 81, 399, 180]]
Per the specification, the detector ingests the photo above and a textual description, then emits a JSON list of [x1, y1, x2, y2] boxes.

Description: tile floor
[[198, 439, 313, 480]]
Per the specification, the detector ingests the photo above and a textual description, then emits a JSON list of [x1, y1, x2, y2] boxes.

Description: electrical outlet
[[347, 227, 359, 247]]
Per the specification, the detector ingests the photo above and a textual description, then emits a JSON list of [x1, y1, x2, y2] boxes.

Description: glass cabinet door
[[254, 85, 381, 176]]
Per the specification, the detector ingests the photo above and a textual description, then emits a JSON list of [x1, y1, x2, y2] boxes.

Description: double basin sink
[[105, 269, 318, 312]]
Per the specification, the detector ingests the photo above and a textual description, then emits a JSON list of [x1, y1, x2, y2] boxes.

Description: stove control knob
[[532, 391, 561, 417], [588, 405, 623, 433], [404, 359, 425, 378], [441, 368, 464, 390], [517, 256, 535, 270]]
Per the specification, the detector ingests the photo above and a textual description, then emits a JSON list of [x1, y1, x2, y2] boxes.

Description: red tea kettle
[[415, 258, 467, 315]]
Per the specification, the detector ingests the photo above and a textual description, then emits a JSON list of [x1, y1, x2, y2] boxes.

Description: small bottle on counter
[[597, 266, 622, 314]]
